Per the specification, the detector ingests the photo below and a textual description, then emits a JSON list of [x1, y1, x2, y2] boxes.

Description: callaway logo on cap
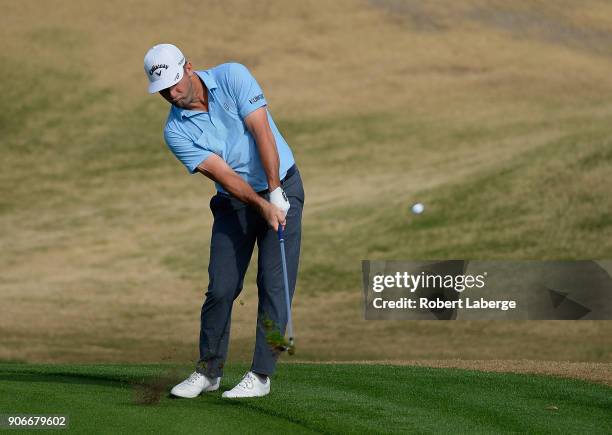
[[143, 43, 186, 94], [149, 64, 168, 76]]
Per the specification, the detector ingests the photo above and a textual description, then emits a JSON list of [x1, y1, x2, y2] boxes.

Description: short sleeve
[[164, 128, 212, 174], [227, 63, 267, 119]]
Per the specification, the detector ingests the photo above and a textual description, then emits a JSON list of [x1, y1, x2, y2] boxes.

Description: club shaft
[[278, 229, 294, 342]]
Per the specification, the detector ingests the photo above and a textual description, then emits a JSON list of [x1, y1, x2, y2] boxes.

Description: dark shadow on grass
[[0, 373, 129, 389], [0, 369, 182, 394], [0, 371, 190, 407], [0, 359, 27, 364]]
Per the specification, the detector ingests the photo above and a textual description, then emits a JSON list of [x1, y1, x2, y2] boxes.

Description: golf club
[[278, 226, 295, 354]]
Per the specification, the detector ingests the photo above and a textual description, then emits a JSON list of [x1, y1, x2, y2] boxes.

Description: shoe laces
[[187, 372, 204, 385], [237, 372, 256, 390]]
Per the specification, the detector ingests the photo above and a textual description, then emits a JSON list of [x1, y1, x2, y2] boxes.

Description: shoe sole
[[221, 392, 270, 399], [170, 384, 220, 398]]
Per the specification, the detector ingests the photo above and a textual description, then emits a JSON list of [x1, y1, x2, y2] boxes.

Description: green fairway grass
[[0, 363, 610, 434]]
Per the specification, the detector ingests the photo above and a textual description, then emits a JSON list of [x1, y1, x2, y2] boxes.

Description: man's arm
[[244, 107, 280, 190], [226, 63, 279, 190], [245, 106, 290, 218], [196, 154, 285, 230]]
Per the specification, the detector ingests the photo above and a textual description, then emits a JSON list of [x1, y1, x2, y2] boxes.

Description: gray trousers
[[196, 167, 304, 378]]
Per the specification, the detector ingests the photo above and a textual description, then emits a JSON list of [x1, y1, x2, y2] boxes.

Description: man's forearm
[[245, 107, 281, 190], [197, 155, 268, 213], [219, 171, 268, 212], [257, 135, 281, 191], [199, 162, 285, 230]]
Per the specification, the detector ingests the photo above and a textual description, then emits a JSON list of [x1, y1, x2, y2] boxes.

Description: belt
[[257, 164, 297, 194], [281, 164, 297, 184]]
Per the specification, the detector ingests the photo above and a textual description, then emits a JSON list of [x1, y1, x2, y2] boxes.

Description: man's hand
[[260, 201, 286, 231], [269, 186, 290, 217]]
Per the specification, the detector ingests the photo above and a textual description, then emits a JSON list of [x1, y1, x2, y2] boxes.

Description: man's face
[[159, 62, 194, 108]]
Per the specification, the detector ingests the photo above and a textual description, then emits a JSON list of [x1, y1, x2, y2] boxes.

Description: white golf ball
[[411, 203, 424, 214]]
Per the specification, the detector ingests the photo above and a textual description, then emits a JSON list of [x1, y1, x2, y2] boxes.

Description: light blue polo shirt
[[163, 62, 295, 193]]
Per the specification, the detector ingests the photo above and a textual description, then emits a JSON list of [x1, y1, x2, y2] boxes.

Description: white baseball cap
[[144, 43, 186, 94]]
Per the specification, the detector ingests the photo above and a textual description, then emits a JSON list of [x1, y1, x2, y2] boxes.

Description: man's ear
[[184, 61, 194, 76]]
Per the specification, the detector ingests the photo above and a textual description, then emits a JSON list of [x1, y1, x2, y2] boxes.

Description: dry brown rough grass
[[1, 0, 611, 366]]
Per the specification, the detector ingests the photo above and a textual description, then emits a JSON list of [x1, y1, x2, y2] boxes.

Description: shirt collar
[[196, 69, 217, 90], [173, 69, 217, 119]]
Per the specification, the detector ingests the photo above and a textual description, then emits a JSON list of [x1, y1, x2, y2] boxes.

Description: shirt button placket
[[208, 92, 215, 126]]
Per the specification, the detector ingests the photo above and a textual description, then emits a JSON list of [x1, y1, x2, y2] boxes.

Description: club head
[[281, 339, 295, 356]]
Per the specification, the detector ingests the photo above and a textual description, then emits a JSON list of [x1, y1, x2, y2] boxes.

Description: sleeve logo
[[249, 94, 264, 104]]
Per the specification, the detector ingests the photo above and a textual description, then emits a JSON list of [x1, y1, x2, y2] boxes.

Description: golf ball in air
[[411, 203, 424, 214]]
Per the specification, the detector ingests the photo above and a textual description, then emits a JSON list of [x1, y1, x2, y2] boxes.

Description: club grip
[[277, 226, 284, 241]]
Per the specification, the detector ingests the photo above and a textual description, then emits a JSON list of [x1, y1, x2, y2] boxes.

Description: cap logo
[[149, 64, 169, 76]]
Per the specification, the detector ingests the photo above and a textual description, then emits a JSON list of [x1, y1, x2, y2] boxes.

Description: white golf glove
[[269, 186, 290, 216]]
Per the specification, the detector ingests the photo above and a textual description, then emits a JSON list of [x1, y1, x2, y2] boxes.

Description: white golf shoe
[[170, 371, 220, 398], [222, 371, 270, 398]]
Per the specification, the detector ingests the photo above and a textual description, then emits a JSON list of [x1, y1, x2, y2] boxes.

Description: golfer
[[143, 44, 304, 398]]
